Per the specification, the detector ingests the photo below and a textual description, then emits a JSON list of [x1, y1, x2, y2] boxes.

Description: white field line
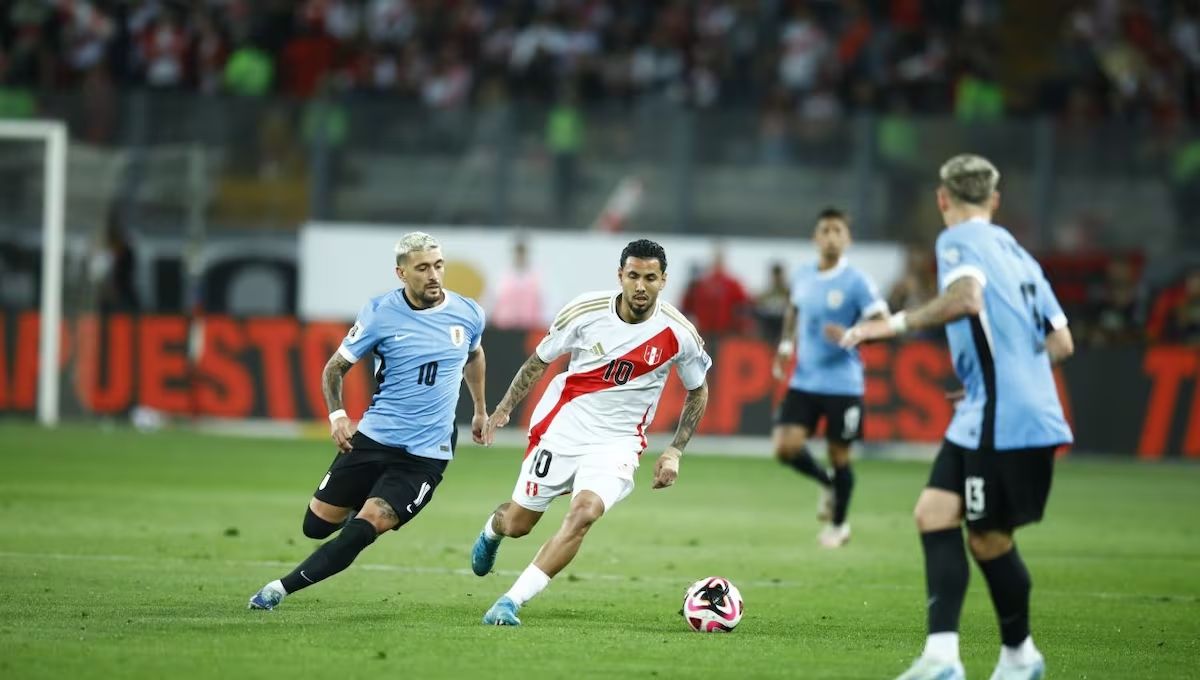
[[0, 550, 1195, 603]]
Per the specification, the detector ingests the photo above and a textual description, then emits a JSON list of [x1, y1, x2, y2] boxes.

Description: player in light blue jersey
[[248, 232, 488, 611], [772, 207, 888, 549], [842, 156, 1075, 680]]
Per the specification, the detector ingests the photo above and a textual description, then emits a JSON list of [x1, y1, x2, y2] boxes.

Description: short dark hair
[[816, 207, 849, 225], [620, 239, 667, 272]]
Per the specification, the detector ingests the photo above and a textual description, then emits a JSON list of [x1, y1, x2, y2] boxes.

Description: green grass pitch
[[0, 423, 1197, 679]]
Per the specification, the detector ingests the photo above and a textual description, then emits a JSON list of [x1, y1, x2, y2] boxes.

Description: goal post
[[0, 119, 68, 427]]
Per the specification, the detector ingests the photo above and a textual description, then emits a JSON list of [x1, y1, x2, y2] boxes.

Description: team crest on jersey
[[449, 325, 466, 347], [644, 345, 663, 365], [826, 289, 845, 309]]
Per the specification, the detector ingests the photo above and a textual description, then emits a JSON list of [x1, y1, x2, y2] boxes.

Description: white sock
[[267, 579, 288, 597], [1000, 636, 1040, 666], [504, 564, 551, 606], [923, 632, 960, 663], [482, 514, 501, 541]]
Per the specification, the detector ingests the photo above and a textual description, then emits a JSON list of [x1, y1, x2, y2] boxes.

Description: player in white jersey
[[469, 239, 712, 626]]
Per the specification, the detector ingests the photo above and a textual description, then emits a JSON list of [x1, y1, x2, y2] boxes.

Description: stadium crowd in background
[[2, 0, 1199, 126]]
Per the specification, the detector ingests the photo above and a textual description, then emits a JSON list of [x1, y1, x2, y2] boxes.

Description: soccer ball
[[681, 576, 744, 632]]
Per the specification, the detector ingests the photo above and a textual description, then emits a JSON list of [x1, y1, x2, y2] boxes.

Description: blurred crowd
[[481, 237, 1200, 347], [2, 0, 1199, 124]]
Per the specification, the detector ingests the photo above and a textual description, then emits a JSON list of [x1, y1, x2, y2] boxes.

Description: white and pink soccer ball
[[681, 576, 744, 632]]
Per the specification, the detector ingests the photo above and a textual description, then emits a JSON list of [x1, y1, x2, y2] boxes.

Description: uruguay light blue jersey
[[337, 288, 485, 460], [936, 218, 1073, 450], [789, 260, 888, 396]]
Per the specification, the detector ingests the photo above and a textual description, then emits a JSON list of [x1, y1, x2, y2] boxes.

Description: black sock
[[280, 518, 378, 594], [921, 528, 969, 634], [977, 545, 1032, 647], [832, 464, 854, 525], [782, 446, 832, 486]]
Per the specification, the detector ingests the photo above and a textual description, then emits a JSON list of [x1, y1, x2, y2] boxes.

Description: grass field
[[0, 423, 1197, 679]]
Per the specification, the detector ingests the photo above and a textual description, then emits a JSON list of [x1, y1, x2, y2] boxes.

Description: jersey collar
[[815, 257, 848, 280], [610, 290, 660, 325], [399, 288, 451, 312]]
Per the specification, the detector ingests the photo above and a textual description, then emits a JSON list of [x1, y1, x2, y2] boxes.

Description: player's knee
[[913, 499, 957, 532], [827, 444, 851, 467], [303, 508, 341, 539], [562, 503, 603, 537], [913, 487, 964, 532], [356, 499, 399, 534], [967, 531, 1012, 561], [774, 442, 802, 462], [562, 512, 598, 538]]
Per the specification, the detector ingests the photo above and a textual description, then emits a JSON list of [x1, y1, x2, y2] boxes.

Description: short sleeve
[[535, 317, 577, 362], [673, 331, 713, 391], [855, 272, 889, 319], [471, 302, 486, 351], [936, 232, 988, 291], [338, 301, 385, 364], [1037, 273, 1068, 332]]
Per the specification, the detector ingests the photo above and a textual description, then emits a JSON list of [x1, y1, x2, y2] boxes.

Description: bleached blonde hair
[[394, 231, 441, 266], [939, 154, 1000, 206]]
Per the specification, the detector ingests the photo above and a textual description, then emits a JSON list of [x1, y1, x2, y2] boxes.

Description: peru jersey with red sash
[[526, 290, 712, 458]]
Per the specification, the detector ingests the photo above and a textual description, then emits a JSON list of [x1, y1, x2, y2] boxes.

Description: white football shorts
[[510, 446, 637, 513]]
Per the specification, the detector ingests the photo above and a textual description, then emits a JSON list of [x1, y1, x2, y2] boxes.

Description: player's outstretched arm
[[322, 352, 357, 453], [840, 278, 983, 348], [464, 347, 489, 444], [654, 381, 709, 489], [483, 353, 550, 446]]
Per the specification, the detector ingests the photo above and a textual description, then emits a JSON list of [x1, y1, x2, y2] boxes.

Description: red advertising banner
[[2, 311, 1197, 458]]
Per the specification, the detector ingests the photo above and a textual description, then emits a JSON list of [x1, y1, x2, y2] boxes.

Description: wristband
[[777, 339, 795, 355], [328, 409, 348, 424], [888, 312, 909, 335]]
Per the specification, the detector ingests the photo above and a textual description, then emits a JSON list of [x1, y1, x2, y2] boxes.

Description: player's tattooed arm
[[670, 381, 709, 452], [905, 277, 983, 330], [654, 381, 708, 489], [483, 353, 549, 445], [497, 353, 550, 414], [322, 353, 355, 412], [841, 278, 982, 348], [324, 353, 357, 452]]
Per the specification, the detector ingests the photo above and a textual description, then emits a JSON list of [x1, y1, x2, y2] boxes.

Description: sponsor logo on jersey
[[449, 325, 466, 347], [644, 345, 663, 365], [347, 322, 363, 341], [591, 342, 605, 356]]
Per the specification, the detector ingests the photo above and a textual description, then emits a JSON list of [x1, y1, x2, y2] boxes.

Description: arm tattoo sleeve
[[670, 383, 709, 451], [496, 354, 550, 413], [322, 353, 355, 412]]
